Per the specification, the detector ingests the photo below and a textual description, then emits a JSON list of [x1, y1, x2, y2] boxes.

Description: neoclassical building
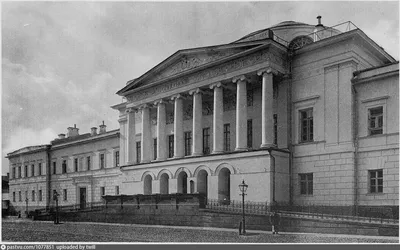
[[6, 18, 399, 214]]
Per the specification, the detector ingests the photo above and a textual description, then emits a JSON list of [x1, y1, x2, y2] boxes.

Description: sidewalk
[[4, 217, 398, 242]]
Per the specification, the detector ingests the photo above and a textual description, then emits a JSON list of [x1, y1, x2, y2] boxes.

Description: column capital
[[232, 75, 249, 83], [209, 82, 222, 89], [257, 67, 278, 76], [138, 104, 150, 110], [188, 88, 204, 95], [126, 107, 137, 113], [118, 117, 127, 123], [171, 93, 184, 101], [154, 99, 166, 106]]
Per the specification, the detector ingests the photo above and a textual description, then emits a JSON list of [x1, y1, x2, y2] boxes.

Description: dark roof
[[51, 129, 119, 146], [271, 21, 310, 28]]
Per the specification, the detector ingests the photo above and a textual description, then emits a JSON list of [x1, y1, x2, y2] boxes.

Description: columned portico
[[232, 75, 248, 151], [189, 88, 203, 156], [155, 99, 167, 161], [258, 68, 275, 148], [126, 108, 137, 165], [140, 104, 152, 163], [172, 94, 184, 158], [210, 82, 224, 154]]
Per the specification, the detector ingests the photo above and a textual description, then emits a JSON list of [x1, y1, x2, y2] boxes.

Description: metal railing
[[205, 199, 399, 225], [303, 21, 359, 47]]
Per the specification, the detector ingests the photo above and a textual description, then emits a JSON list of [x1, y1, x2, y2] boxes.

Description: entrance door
[[80, 188, 86, 209]]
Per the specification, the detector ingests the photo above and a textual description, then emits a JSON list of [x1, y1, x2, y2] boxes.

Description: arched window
[[288, 36, 313, 50]]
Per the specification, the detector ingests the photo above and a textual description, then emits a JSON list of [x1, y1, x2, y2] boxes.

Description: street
[[2, 220, 398, 243]]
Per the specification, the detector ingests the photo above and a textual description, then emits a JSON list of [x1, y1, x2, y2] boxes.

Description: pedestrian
[[270, 211, 280, 234]]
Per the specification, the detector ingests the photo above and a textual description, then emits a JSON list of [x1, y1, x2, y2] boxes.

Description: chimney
[[67, 124, 79, 138], [99, 121, 106, 134], [58, 133, 66, 139], [91, 127, 98, 136], [316, 15, 323, 27]]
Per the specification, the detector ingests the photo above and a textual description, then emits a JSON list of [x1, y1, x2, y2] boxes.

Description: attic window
[[288, 36, 313, 50]]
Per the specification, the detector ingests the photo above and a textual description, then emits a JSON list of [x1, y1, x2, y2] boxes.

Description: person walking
[[270, 211, 281, 234]]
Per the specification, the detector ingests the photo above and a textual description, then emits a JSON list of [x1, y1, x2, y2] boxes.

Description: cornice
[[51, 130, 119, 151], [352, 70, 399, 85]]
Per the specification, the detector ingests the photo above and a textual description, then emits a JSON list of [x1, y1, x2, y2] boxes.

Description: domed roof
[[271, 21, 311, 28]]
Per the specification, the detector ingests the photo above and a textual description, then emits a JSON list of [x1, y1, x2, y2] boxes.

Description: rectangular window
[[87, 156, 91, 171], [32, 190, 35, 201], [369, 169, 383, 193], [39, 190, 42, 202], [368, 107, 383, 135], [223, 124, 230, 152], [168, 135, 174, 158], [74, 158, 78, 172], [300, 108, 313, 143], [153, 138, 157, 160], [18, 166, 21, 178], [53, 162, 56, 175], [299, 173, 313, 195], [115, 186, 119, 195], [247, 119, 253, 148], [63, 189, 67, 201], [38, 163, 42, 176], [136, 141, 142, 162], [25, 191, 28, 201], [19, 191, 22, 202], [203, 128, 210, 155], [115, 151, 120, 167], [184, 132, 192, 156], [13, 192, 16, 202], [100, 187, 105, 196], [274, 114, 278, 145], [62, 160, 67, 174], [31, 164, 35, 177], [24, 165, 28, 178], [12, 167, 16, 179], [100, 153, 105, 169]]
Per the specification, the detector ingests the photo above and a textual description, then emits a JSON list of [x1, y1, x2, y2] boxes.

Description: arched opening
[[190, 180, 194, 194], [197, 169, 208, 198], [159, 173, 169, 194], [177, 171, 188, 194], [143, 175, 152, 195], [218, 168, 231, 204]]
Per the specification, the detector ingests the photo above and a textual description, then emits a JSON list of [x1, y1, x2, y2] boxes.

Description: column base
[[156, 157, 167, 162], [235, 147, 248, 151], [212, 151, 224, 154], [260, 143, 276, 148], [140, 159, 151, 164], [126, 161, 137, 165], [191, 152, 203, 157], [173, 155, 184, 159]]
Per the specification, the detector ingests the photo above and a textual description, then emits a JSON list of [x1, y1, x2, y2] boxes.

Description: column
[[210, 82, 224, 154], [189, 88, 203, 156], [233, 75, 248, 151], [172, 94, 184, 158], [118, 117, 127, 166], [140, 104, 151, 163], [258, 68, 274, 148], [154, 99, 167, 161], [126, 108, 137, 165]]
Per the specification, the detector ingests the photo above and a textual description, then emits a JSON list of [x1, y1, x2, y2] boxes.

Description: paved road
[[2, 220, 398, 243]]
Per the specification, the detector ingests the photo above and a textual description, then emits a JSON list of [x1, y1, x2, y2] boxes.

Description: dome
[[271, 21, 311, 28]]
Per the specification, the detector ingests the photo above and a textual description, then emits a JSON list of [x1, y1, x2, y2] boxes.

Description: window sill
[[359, 132, 399, 140], [293, 140, 326, 146], [366, 192, 385, 196]]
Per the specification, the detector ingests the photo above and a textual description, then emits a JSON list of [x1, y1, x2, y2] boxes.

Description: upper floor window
[[184, 132, 192, 156], [136, 141, 142, 162], [100, 187, 105, 196], [168, 136, 174, 158], [63, 189, 68, 201], [369, 169, 383, 193], [38, 190, 42, 201], [368, 106, 383, 136], [153, 139, 157, 160], [87, 156, 91, 171], [31, 164, 35, 177], [38, 163, 42, 176], [19, 191, 22, 202], [115, 151, 120, 167], [12, 167, 16, 179], [18, 166, 21, 178], [74, 158, 78, 172], [223, 124, 230, 152], [24, 165, 28, 178], [247, 119, 253, 148], [13, 192, 16, 202], [203, 128, 210, 155], [288, 36, 313, 50], [299, 173, 313, 195], [300, 108, 313, 143], [100, 153, 105, 169], [115, 186, 120, 195], [62, 160, 67, 174], [32, 190, 35, 201]]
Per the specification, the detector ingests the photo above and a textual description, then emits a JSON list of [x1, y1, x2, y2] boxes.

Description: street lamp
[[239, 180, 248, 235], [53, 191, 60, 224]]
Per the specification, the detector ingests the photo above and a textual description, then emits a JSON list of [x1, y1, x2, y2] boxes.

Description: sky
[[1, 1, 399, 175]]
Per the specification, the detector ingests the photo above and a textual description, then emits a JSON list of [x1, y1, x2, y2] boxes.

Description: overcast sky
[[1, 1, 399, 174]]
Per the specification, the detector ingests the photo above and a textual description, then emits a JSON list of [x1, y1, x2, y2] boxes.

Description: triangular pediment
[[118, 42, 266, 95]]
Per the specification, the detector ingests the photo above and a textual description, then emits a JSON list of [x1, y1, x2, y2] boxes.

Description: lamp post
[[239, 180, 248, 235], [25, 197, 29, 218], [53, 191, 60, 224]]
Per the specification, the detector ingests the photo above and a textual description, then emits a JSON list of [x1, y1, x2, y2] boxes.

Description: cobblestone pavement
[[2, 220, 399, 243]]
